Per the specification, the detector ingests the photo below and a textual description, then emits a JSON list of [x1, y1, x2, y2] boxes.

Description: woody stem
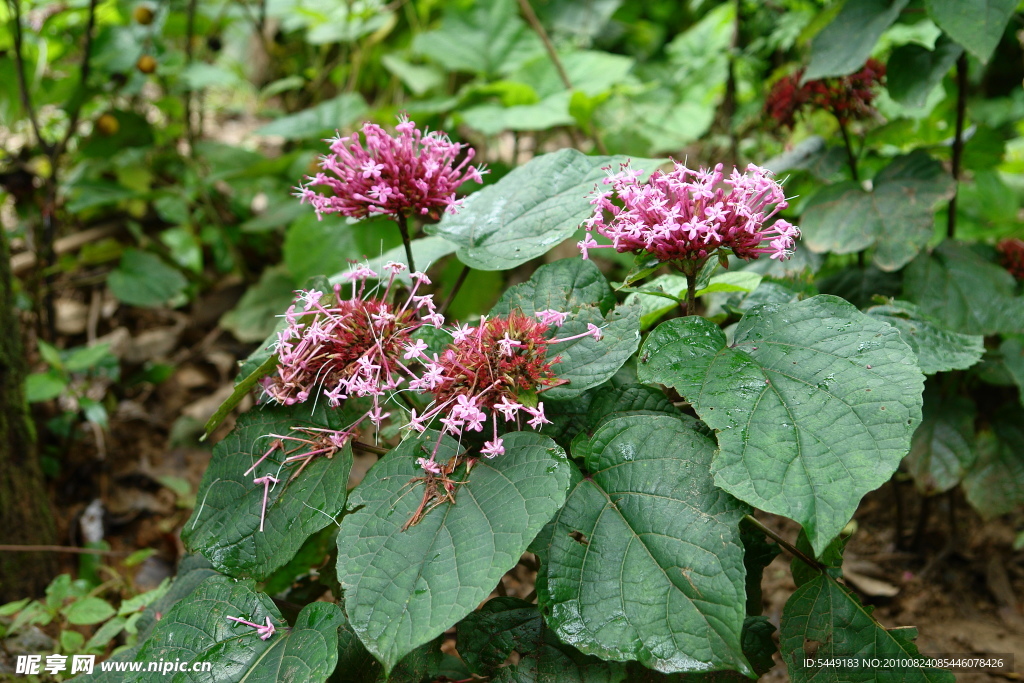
[[396, 214, 416, 273]]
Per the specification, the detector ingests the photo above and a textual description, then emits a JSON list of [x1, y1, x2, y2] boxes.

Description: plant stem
[[7, 0, 51, 155], [353, 440, 387, 456], [439, 265, 471, 315], [742, 515, 826, 572], [837, 117, 859, 183], [396, 214, 416, 272], [0, 544, 130, 556], [947, 52, 968, 240], [685, 271, 697, 316]]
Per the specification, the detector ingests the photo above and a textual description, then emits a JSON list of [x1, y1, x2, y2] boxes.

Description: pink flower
[[535, 309, 569, 327], [296, 116, 485, 221], [417, 457, 442, 474], [525, 403, 551, 429], [481, 439, 505, 458], [580, 161, 799, 264]]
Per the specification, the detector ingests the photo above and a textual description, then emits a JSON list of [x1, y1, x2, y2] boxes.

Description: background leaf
[[963, 406, 1024, 518], [924, 0, 1016, 62], [255, 93, 367, 139], [905, 392, 976, 496], [865, 300, 984, 374], [537, 415, 751, 674], [108, 249, 188, 308], [336, 431, 570, 673], [886, 35, 962, 108], [804, 0, 909, 81], [638, 296, 924, 554]]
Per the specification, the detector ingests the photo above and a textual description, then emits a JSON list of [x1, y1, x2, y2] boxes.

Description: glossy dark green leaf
[[924, 0, 1016, 62], [905, 392, 976, 496], [457, 597, 626, 682], [800, 152, 955, 271], [903, 240, 1024, 336], [183, 403, 353, 580], [493, 258, 641, 399], [336, 431, 570, 673], [638, 296, 924, 555], [538, 415, 750, 674], [865, 300, 983, 374], [886, 36, 962, 108], [781, 573, 954, 682], [124, 576, 343, 683], [428, 150, 663, 270], [804, 0, 909, 81]]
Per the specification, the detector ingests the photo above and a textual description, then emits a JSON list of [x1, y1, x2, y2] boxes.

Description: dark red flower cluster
[[998, 238, 1024, 280], [765, 59, 886, 128]]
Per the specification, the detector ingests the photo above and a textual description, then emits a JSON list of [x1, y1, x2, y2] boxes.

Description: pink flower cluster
[[578, 161, 800, 264], [294, 116, 485, 221]]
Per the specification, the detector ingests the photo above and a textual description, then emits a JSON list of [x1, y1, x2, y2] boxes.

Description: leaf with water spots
[[536, 415, 751, 675], [638, 295, 924, 555]]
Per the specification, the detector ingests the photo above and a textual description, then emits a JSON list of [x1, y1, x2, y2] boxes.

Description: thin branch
[[7, 0, 52, 154], [395, 214, 416, 272], [185, 0, 199, 149], [837, 117, 859, 183], [0, 544, 131, 556], [947, 52, 968, 240], [353, 440, 387, 456], [439, 265, 471, 315], [55, 0, 100, 157], [742, 514, 826, 572]]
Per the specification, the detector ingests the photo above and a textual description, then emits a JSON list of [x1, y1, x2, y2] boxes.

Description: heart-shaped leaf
[[336, 431, 570, 673], [638, 295, 924, 554], [125, 576, 344, 683], [183, 403, 354, 580], [537, 415, 751, 674], [428, 150, 664, 270]]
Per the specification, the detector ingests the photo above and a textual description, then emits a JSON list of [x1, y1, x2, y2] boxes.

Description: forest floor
[[22, 277, 1024, 682]]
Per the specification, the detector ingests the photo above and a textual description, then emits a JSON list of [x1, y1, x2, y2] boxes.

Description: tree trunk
[[0, 227, 59, 602]]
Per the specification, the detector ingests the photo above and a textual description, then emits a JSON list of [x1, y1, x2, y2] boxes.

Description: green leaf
[[133, 555, 220, 641], [800, 152, 955, 271], [996, 336, 1024, 407], [903, 240, 1024, 336], [182, 403, 354, 580], [963, 406, 1024, 518], [220, 266, 298, 343], [461, 92, 575, 136], [124, 576, 344, 683], [586, 383, 679, 428], [203, 354, 279, 440], [817, 266, 902, 309], [924, 0, 1016, 62], [804, 0, 910, 81], [255, 93, 368, 140], [456, 597, 626, 682], [781, 573, 954, 682], [64, 597, 116, 625], [492, 259, 641, 399], [428, 150, 664, 271], [25, 371, 67, 402], [108, 249, 189, 308], [865, 300, 984, 374], [64, 344, 113, 373], [336, 431, 570, 674], [411, 0, 543, 77], [637, 296, 924, 555], [906, 391, 976, 496], [381, 55, 444, 96], [538, 415, 750, 674], [887, 35, 962, 108], [66, 180, 141, 213]]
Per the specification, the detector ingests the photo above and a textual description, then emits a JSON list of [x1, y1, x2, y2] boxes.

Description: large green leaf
[[336, 431, 570, 673], [804, 0, 909, 81], [492, 258, 641, 400], [411, 0, 543, 77], [254, 93, 367, 139], [123, 576, 343, 683], [108, 249, 189, 308], [427, 150, 663, 270], [903, 240, 1024, 336], [924, 0, 1016, 62], [133, 555, 219, 641], [461, 92, 576, 136], [886, 35, 962, 108], [637, 296, 924, 555], [537, 415, 750, 674], [963, 406, 1024, 518], [781, 573, 954, 682], [456, 597, 626, 682], [800, 152, 955, 271], [905, 392, 976, 496], [865, 300, 983, 374], [182, 403, 354, 580]]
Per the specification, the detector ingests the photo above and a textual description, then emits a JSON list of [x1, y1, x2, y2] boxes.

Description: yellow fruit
[[96, 113, 119, 136], [133, 5, 154, 25], [136, 55, 157, 74]]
